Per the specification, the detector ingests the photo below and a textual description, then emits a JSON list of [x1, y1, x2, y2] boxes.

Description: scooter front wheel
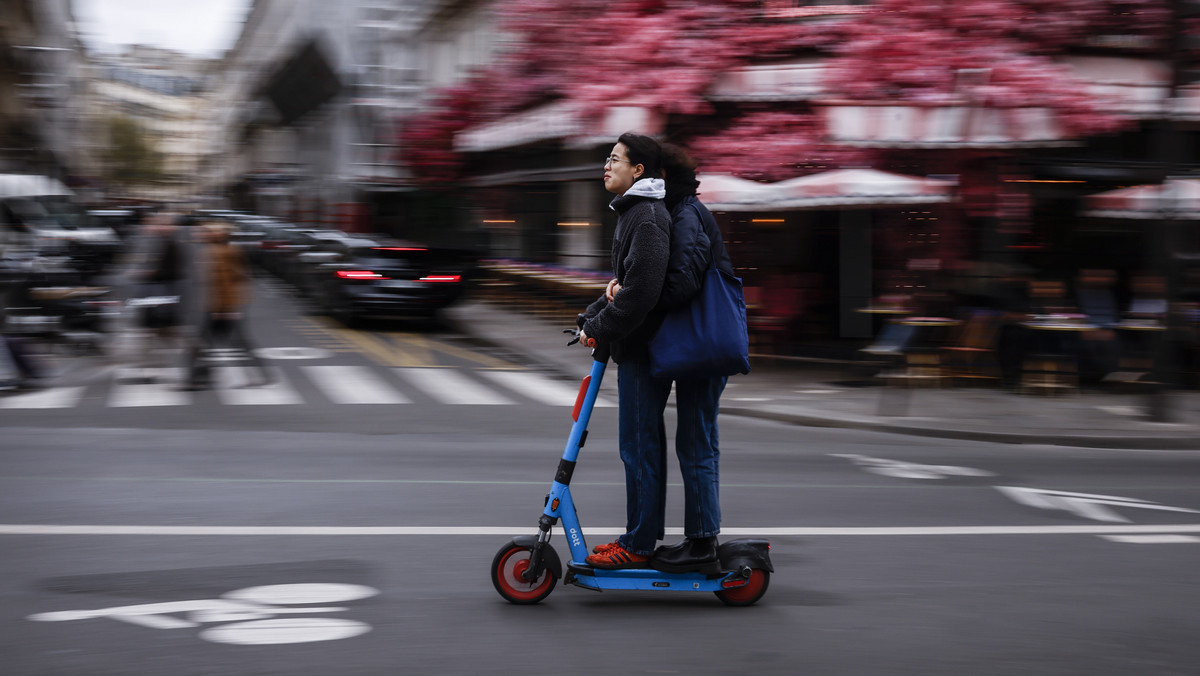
[[491, 542, 557, 604], [714, 568, 770, 607]]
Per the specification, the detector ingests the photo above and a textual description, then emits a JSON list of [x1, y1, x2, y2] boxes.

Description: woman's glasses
[[604, 156, 632, 167]]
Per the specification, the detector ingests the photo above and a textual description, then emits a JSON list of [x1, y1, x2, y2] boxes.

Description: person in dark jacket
[[647, 143, 733, 573], [594, 143, 735, 573], [137, 210, 186, 377], [578, 132, 672, 569]]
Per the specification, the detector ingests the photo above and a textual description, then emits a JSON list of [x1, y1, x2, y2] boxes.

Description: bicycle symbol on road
[[28, 583, 379, 645]]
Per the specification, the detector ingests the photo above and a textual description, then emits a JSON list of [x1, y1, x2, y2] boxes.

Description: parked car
[[277, 229, 372, 288], [255, 225, 320, 277], [291, 234, 381, 298], [0, 174, 121, 280], [312, 242, 478, 324]]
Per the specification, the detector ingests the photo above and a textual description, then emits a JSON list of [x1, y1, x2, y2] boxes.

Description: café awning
[[455, 103, 663, 153], [696, 174, 771, 209], [767, 169, 956, 210], [1083, 178, 1200, 220], [701, 169, 955, 212], [822, 103, 1073, 149]]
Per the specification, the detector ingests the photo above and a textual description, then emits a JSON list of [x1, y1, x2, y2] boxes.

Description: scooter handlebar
[[564, 329, 610, 363]]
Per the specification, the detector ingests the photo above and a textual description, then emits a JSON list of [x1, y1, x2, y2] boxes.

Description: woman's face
[[603, 142, 641, 196]]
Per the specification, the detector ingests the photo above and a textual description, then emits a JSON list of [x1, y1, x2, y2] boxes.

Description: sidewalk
[[445, 300, 1200, 450]]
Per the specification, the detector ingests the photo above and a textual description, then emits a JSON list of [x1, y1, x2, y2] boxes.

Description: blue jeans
[[674, 374, 726, 539], [616, 358, 725, 555]]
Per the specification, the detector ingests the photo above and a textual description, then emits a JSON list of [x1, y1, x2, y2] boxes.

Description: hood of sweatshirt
[[611, 178, 665, 211]]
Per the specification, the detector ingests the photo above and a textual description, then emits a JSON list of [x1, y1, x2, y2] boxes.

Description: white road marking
[[302, 365, 409, 404], [395, 367, 514, 405], [2, 524, 1199, 536], [200, 618, 371, 645], [0, 386, 85, 409], [108, 373, 190, 407], [995, 486, 1200, 523], [30, 583, 379, 645], [1100, 534, 1200, 544], [255, 346, 332, 360], [479, 370, 615, 407], [216, 368, 302, 405], [832, 453, 995, 480]]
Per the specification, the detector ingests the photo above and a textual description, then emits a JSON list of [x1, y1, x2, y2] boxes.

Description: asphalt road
[[2, 276, 1199, 675]]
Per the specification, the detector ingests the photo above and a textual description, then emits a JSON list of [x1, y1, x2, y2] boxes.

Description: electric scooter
[[491, 330, 772, 606]]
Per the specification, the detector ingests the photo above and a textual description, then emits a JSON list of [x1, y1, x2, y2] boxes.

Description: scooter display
[[491, 331, 772, 606]]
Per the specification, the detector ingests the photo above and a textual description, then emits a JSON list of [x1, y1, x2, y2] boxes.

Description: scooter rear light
[[721, 578, 747, 589]]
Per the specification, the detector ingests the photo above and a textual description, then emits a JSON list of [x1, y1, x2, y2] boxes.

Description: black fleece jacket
[[581, 190, 671, 363]]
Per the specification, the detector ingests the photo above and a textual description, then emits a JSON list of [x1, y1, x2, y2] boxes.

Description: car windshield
[[6, 198, 61, 229], [41, 196, 90, 229]]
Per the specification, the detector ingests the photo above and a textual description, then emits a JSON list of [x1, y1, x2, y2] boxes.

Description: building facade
[[0, 0, 89, 182]]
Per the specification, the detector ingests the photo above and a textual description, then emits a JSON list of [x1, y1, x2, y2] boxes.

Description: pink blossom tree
[[399, 0, 1174, 186]]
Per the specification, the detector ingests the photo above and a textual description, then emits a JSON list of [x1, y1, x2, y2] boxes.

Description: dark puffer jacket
[[657, 195, 734, 311], [580, 182, 671, 364]]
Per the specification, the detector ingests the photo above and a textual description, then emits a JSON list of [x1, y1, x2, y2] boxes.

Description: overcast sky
[[71, 0, 253, 58]]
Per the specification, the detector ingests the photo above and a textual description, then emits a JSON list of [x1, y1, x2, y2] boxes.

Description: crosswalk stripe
[[478, 370, 615, 408], [0, 386, 85, 409], [216, 368, 302, 406], [108, 375, 191, 407], [303, 365, 410, 404], [0, 365, 617, 409], [395, 368, 515, 405]]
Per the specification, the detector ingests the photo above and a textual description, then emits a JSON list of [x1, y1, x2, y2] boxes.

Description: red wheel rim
[[718, 568, 768, 605], [495, 547, 552, 601]]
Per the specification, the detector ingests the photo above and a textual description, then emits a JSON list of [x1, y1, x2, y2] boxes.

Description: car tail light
[[336, 270, 389, 280], [373, 247, 426, 251], [418, 275, 461, 283]]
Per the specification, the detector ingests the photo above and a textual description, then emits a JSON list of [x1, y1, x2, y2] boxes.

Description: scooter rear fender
[[718, 539, 773, 573], [512, 535, 563, 581]]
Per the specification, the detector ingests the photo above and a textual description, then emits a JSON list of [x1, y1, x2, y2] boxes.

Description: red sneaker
[[585, 543, 649, 569], [592, 540, 621, 554]]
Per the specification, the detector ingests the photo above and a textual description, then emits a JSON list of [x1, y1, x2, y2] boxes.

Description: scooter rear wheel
[[491, 543, 557, 604], [714, 568, 770, 607]]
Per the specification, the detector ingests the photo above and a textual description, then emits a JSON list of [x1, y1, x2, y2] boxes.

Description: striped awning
[[701, 169, 955, 212], [823, 104, 1073, 149], [455, 103, 663, 153], [1084, 178, 1200, 220]]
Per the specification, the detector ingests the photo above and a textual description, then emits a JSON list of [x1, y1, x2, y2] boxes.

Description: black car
[[313, 243, 477, 324]]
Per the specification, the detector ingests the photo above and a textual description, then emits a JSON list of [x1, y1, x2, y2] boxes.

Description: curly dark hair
[[661, 142, 700, 212]]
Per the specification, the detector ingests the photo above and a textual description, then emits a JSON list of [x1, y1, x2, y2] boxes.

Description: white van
[[0, 174, 121, 271]]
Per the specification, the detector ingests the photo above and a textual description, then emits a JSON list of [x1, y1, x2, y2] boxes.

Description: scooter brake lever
[[564, 328, 580, 346]]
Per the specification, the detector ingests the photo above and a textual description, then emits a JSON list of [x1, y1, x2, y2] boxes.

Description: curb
[[446, 304, 1200, 451]]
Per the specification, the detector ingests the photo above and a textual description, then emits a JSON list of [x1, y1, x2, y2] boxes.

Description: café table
[[1018, 316, 1098, 394]]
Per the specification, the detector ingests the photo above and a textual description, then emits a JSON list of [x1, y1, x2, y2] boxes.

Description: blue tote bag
[[648, 265, 751, 380]]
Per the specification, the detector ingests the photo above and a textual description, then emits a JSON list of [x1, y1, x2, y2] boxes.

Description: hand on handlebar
[[564, 328, 596, 348]]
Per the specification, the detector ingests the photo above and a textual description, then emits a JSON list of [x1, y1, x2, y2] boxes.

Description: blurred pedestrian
[[0, 335, 42, 390], [136, 210, 186, 377], [576, 132, 671, 569], [184, 220, 271, 390]]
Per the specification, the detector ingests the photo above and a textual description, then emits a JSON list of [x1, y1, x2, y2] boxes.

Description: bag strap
[[687, 201, 717, 273]]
